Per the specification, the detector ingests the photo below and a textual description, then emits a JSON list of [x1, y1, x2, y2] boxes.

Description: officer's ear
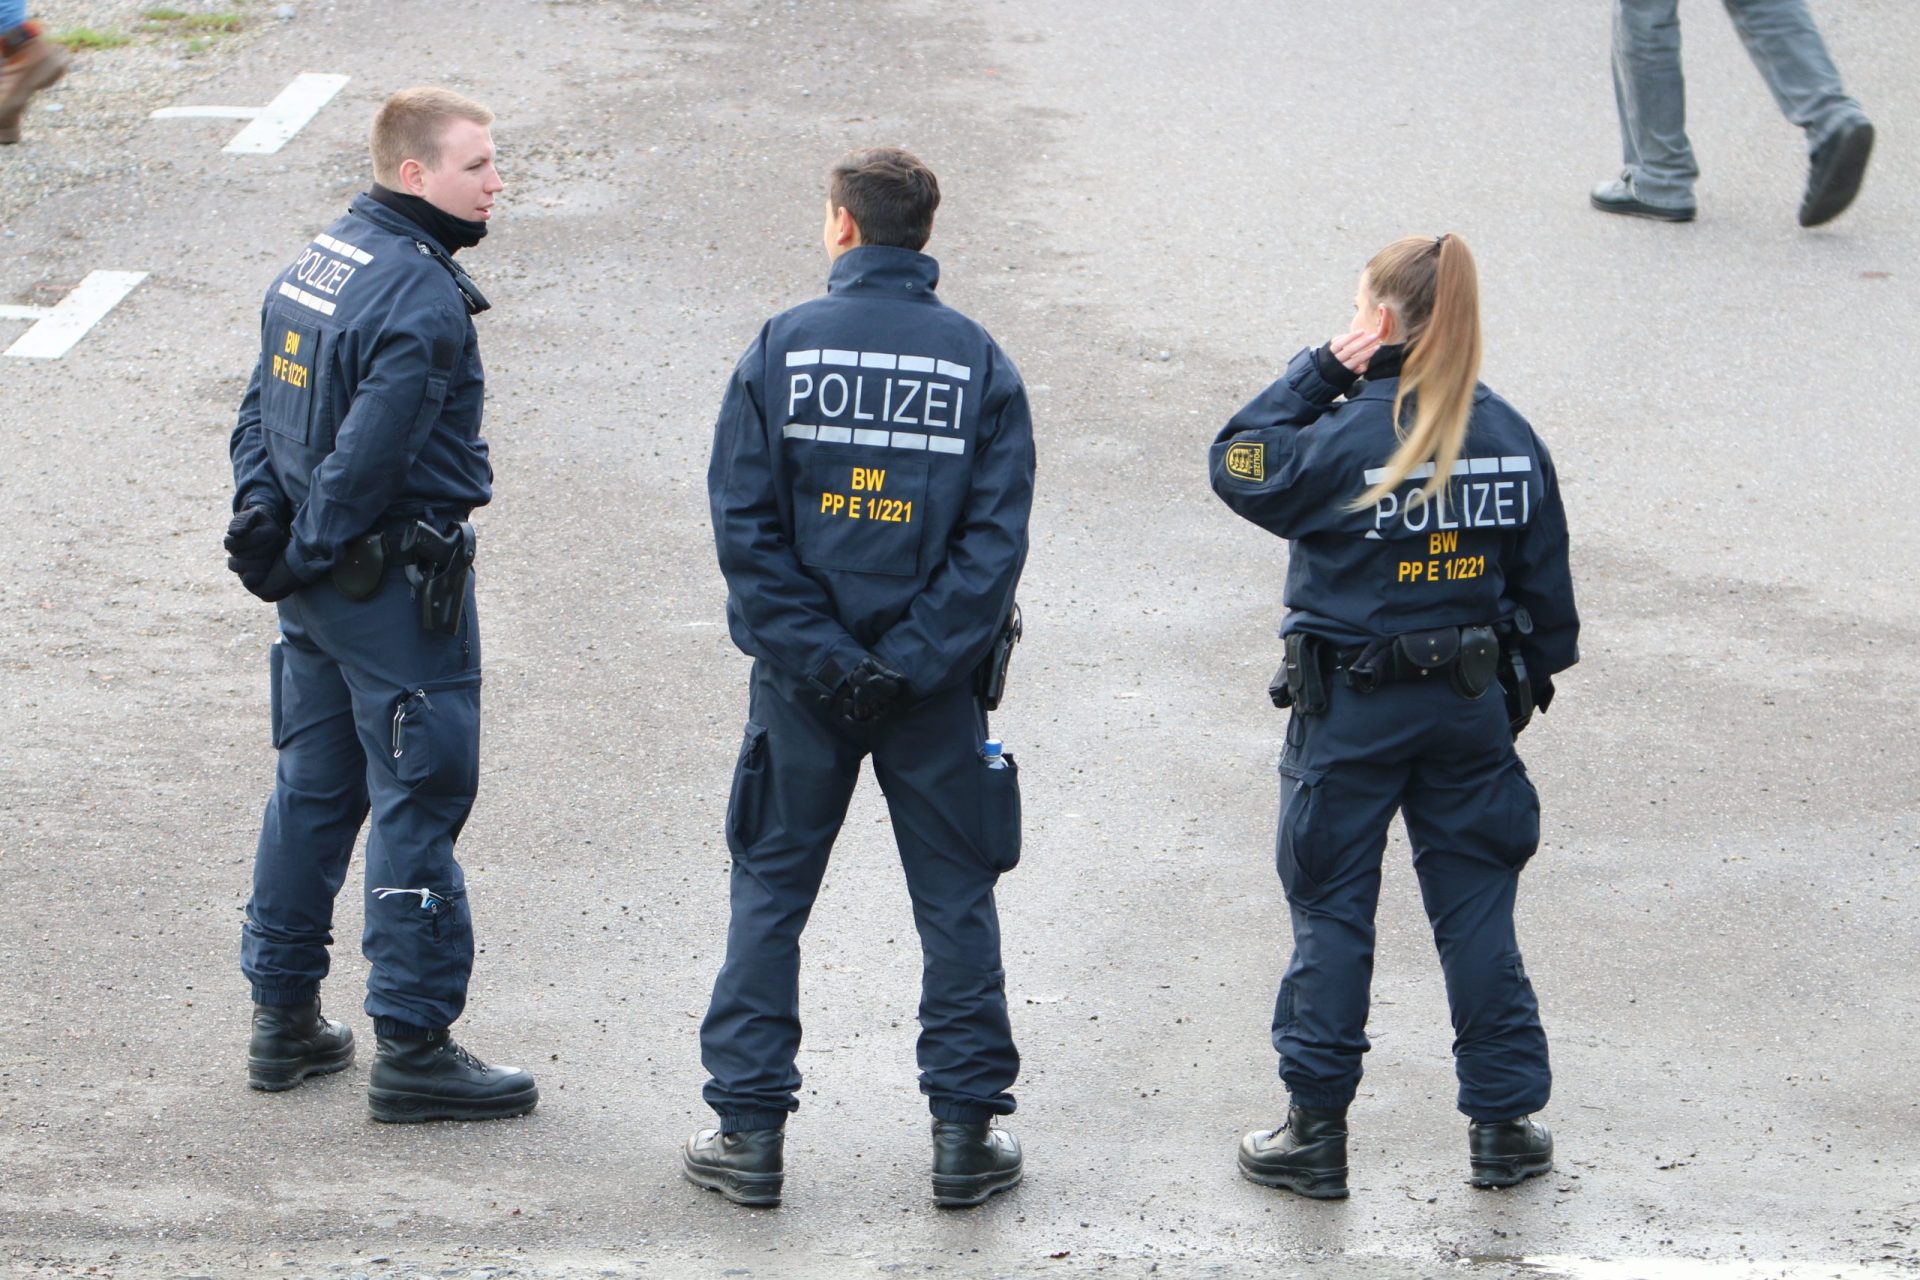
[[831, 204, 861, 249], [1374, 302, 1397, 344], [397, 156, 428, 197]]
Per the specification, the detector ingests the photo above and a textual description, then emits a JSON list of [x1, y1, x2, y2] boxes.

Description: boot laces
[[446, 1038, 488, 1073]]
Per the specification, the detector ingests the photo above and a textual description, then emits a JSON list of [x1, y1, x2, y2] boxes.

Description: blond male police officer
[[226, 88, 536, 1122], [686, 148, 1036, 1208]]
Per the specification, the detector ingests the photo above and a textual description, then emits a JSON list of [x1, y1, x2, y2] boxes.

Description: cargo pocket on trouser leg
[[1469, 757, 1541, 871], [976, 750, 1022, 873], [724, 721, 770, 856], [1275, 760, 1327, 902], [367, 882, 473, 1028], [389, 670, 483, 797], [268, 640, 287, 748]]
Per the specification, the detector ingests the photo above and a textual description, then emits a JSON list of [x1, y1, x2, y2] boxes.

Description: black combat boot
[[1468, 1115, 1553, 1187], [682, 1127, 784, 1207], [247, 997, 355, 1091], [1238, 1105, 1349, 1199], [930, 1119, 1023, 1207], [367, 1029, 538, 1123]]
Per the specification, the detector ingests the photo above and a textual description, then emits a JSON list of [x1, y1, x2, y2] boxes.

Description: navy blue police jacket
[[1209, 344, 1578, 681], [229, 194, 491, 581], [708, 245, 1036, 700]]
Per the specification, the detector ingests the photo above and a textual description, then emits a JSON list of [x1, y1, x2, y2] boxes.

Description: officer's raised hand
[[1328, 324, 1384, 375], [832, 656, 908, 725]]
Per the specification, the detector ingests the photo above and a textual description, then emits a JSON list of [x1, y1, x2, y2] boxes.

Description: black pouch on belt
[[1390, 626, 1460, 684], [1450, 624, 1500, 698], [973, 601, 1023, 711], [1499, 647, 1535, 735], [407, 520, 477, 634], [1282, 632, 1330, 714], [331, 532, 387, 601]]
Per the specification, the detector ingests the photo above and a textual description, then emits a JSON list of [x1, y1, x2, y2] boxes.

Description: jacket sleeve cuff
[[1307, 344, 1362, 397], [807, 637, 871, 699]]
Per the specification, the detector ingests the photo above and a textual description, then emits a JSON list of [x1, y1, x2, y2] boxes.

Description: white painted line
[[150, 105, 262, 120], [0, 304, 47, 321], [3, 271, 147, 360], [226, 73, 350, 155]]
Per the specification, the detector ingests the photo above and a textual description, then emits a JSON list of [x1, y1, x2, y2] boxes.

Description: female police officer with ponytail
[[1209, 233, 1578, 1199]]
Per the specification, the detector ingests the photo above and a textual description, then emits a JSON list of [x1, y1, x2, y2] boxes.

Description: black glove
[[831, 656, 907, 725], [240, 554, 307, 603], [224, 505, 287, 559]]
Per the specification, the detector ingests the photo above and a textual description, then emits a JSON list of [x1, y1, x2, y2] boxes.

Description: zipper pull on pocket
[[391, 689, 430, 759]]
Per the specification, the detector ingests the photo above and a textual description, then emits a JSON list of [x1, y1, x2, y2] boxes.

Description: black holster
[[1499, 647, 1535, 736], [973, 602, 1023, 711], [407, 521, 476, 634], [1276, 632, 1329, 714]]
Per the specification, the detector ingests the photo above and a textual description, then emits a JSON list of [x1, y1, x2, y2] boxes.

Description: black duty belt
[[1271, 624, 1500, 712]]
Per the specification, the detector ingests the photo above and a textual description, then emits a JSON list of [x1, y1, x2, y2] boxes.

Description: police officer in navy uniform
[[225, 87, 536, 1122], [1209, 233, 1578, 1198], [685, 148, 1035, 1208]]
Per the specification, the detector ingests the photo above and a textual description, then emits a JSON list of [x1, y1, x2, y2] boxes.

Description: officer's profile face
[[402, 118, 505, 223]]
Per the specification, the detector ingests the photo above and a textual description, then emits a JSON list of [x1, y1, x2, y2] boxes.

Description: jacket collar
[[827, 245, 941, 296], [1351, 344, 1490, 403], [349, 193, 453, 253]]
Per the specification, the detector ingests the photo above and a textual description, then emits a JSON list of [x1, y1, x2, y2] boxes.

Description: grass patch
[[136, 10, 247, 36], [53, 27, 132, 49], [180, 13, 247, 32], [183, 35, 211, 53]]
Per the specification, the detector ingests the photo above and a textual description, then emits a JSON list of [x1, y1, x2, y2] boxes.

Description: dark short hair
[[828, 148, 940, 251]]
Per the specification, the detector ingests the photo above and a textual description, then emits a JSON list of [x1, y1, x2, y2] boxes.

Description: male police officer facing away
[[686, 148, 1036, 1208], [225, 88, 536, 1122]]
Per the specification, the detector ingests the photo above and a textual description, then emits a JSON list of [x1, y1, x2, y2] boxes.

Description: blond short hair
[[369, 87, 494, 187]]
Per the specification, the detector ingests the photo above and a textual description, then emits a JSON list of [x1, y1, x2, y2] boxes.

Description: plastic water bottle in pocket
[[982, 738, 1008, 770]]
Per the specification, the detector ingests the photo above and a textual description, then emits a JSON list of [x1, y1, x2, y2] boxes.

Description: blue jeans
[[0, 4, 30, 33], [1612, 0, 1868, 204]]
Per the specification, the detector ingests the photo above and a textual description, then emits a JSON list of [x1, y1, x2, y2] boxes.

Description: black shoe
[[1238, 1105, 1349, 1199], [1590, 174, 1696, 223], [1800, 119, 1874, 227], [247, 997, 354, 1091], [1468, 1115, 1554, 1188], [931, 1120, 1023, 1207], [683, 1127, 784, 1207], [367, 1030, 538, 1123]]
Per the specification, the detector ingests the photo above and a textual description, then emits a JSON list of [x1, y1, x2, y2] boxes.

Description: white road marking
[[150, 73, 348, 155], [2, 272, 148, 360]]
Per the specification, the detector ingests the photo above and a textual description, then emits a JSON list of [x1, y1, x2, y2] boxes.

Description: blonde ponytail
[[1348, 233, 1483, 512]]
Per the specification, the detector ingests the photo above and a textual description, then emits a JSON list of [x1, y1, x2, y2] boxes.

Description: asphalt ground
[[1, 1, 1917, 1277]]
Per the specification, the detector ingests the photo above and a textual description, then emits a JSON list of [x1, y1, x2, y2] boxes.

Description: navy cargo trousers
[[700, 659, 1023, 1131], [1273, 675, 1550, 1122], [240, 570, 482, 1034]]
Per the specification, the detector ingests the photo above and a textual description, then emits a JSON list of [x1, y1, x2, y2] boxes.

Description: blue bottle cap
[[982, 738, 1003, 757]]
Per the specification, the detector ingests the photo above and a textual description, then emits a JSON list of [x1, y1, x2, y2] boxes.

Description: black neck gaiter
[[368, 184, 488, 254]]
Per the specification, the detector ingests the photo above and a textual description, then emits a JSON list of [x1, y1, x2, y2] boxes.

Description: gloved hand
[[831, 656, 908, 725], [239, 554, 308, 603], [224, 505, 287, 559]]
